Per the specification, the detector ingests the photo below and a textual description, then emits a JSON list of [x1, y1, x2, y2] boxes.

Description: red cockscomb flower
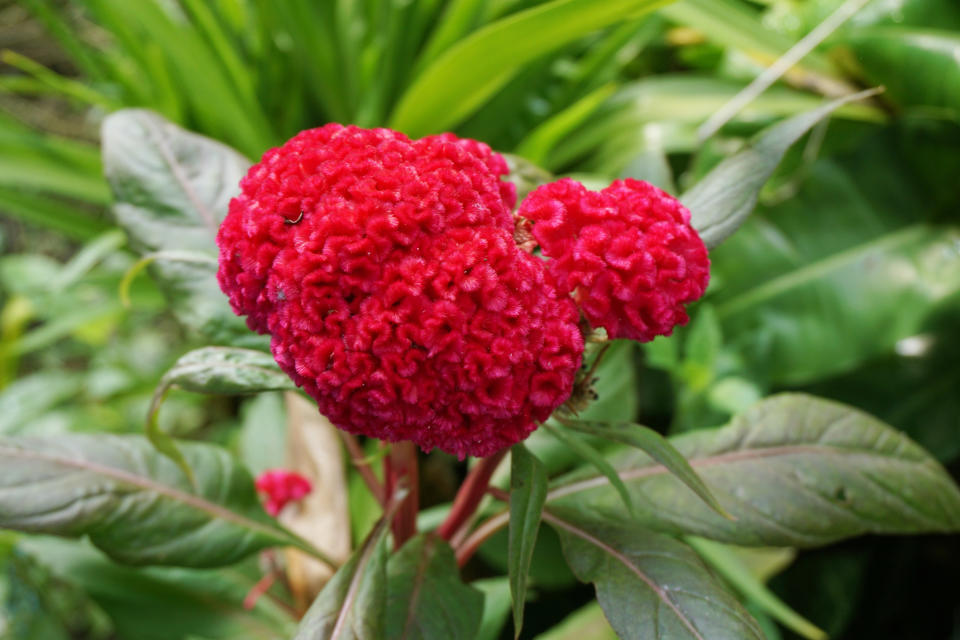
[[255, 469, 313, 517], [217, 124, 582, 459], [519, 177, 710, 342]]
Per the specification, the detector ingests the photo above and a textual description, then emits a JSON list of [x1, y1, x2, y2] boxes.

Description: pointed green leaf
[[549, 512, 764, 640], [390, 0, 675, 136], [0, 434, 324, 567], [682, 88, 881, 249], [101, 109, 262, 347], [294, 496, 405, 640], [385, 534, 483, 640], [542, 423, 633, 515], [549, 394, 960, 546], [685, 537, 826, 640], [508, 444, 548, 638], [558, 419, 731, 519]]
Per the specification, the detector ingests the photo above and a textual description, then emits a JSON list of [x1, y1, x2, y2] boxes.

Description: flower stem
[[454, 509, 509, 567], [339, 431, 386, 508], [385, 441, 419, 548], [437, 448, 508, 541]]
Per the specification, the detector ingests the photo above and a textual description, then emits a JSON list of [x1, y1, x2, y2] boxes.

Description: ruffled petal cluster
[[255, 469, 312, 517], [218, 125, 582, 458], [519, 178, 709, 342]]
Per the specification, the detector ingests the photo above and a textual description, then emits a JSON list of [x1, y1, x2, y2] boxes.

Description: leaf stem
[[437, 448, 508, 541], [454, 509, 510, 567], [339, 431, 386, 508], [385, 441, 419, 548]]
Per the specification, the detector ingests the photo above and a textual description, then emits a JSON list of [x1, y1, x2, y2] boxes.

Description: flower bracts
[[217, 125, 708, 458]]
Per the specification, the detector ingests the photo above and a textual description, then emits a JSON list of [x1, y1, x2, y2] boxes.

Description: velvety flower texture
[[519, 177, 710, 342], [217, 124, 583, 458], [255, 469, 313, 517]]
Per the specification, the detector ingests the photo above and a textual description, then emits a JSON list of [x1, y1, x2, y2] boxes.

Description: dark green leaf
[[686, 537, 826, 640], [846, 28, 960, 118], [385, 534, 483, 640], [508, 443, 548, 638], [390, 0, 675, 136], [549, 394, 960, 546], [709, 141, 960, 384], [101, 109, 261, 346], [543, 423, 633, 515], [559, 419, 731, 519], [293, 503, 396, 640], [682, 88, 881, 249], [156, 346, 293, 396], [0, 434, 321, 567], [549, 512, 764, 640], [16, 537, 296, 640]]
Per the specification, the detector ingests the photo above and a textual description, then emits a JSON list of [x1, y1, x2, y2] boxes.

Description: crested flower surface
[[519, 177, 710, 342], [217, 124, 582, 458]]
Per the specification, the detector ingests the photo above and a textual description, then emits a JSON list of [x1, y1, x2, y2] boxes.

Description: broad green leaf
[[0, 371, 82, 435], [16, 537, 296, 640], [0, 434, 322, 567], [293, 504, 395, 640], [145, 347, 293, 490], [682, 88, 881, 249], [686, 537, 826, 640], [101, 109, 261, 346], [558, 419, 731, 519], [845, 28, 960, 118], [390, 0, 675, 136], [548, 394, 960, 547], [475, 577, 512, 640], [542, 423, 634, 515], [384, 534, 484, 640], [508, 443, 548, 638], [155, 347, 293, 397], [549, 512, 765, 640], [709, 137, 960, 384]]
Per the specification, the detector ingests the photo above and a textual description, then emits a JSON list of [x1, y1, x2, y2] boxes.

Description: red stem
[[385, 441, 419, 548], [437, 448, 508, 540], [455, 509, 510, 567], [339, 431, 387, 508]]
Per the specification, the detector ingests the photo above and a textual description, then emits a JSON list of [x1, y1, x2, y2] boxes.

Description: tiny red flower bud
[[519, 177, 710, 342], [255, 469, 313, 517]]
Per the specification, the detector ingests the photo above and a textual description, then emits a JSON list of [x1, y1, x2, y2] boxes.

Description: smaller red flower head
[[519, 178, 710, 342], [255, 469, 313, 517]]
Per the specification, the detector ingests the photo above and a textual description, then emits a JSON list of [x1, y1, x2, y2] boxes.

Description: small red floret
[[255, 469, 313, 517], [519, 178, 710, 342], [217, 125, 581, 458]]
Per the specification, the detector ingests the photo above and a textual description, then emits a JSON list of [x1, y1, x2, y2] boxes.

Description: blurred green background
[[0, 0, 958, 638]]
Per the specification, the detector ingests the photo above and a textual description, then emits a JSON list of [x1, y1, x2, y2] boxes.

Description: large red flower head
[[217, 124, 583, 458], [519, 177, 710, 342]]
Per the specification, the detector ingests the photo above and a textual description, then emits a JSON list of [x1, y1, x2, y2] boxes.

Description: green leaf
[[548, 394, 960, 547], [508, 443, 548, 638], [549, 512, 764, 640], [145, 347, 294, 488], [542, 423, 634, 515], [685, 537, 826, 640], [845, 28, 960, 118], [0, 434, 322, 567], [474, 577, 512, 640], [682, 88, 881, 249], [390, 0, 675, 136], [293, 501, 397, 640], [101, 109, 261, 346], [384, 534, 484, 640], [558, 419, 731, 520], [16, 537, 297, 640], [709, 131, 960, 384]]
